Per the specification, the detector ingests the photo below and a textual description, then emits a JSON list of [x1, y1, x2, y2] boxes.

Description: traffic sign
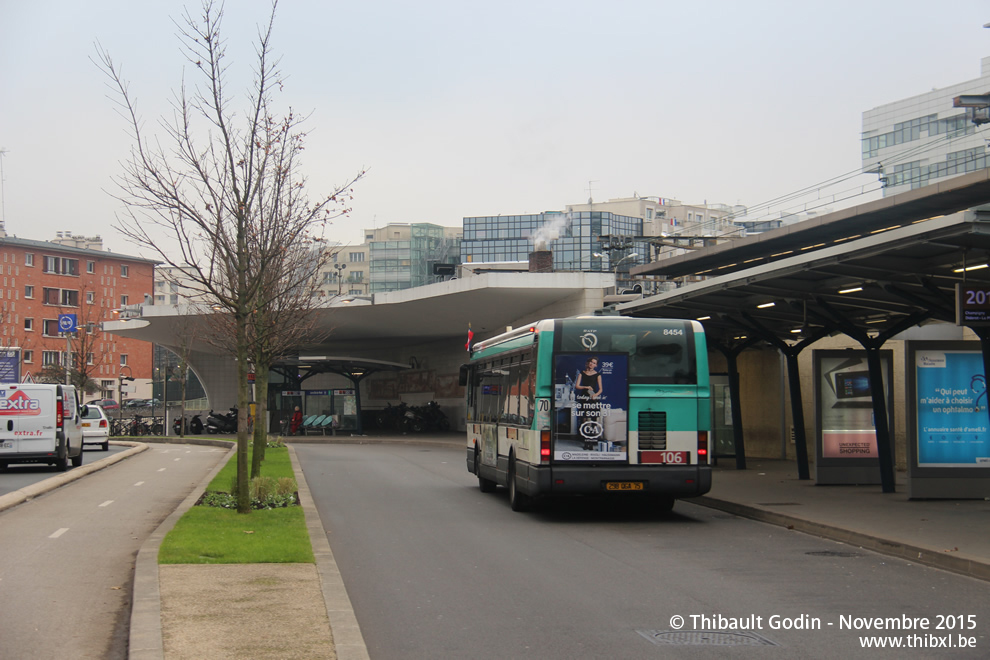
[[58, 314, 78, 333]]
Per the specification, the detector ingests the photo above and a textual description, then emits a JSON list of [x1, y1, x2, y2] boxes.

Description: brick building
[[0, 233, 157, 399]]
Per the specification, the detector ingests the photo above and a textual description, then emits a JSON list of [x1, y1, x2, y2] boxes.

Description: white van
[[0, 383, 86, 471]]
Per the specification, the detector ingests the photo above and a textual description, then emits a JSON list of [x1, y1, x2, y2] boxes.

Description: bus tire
[[476, 448, 497, 493], [507, 457, 531, 512]]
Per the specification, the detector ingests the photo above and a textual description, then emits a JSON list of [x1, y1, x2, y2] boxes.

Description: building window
[[120, 265, 129, 277], [24, 285, 34, 299], [86, 291, 95, 304], [349, 252, 365, 262], [43, 256, 79, 276], [23, 350, 33, 363], [170, 294, 178, 305], [25, 253, 34, 267], [121, 295, 129, 306], [42, 351, 61, 366], [87, 353, 95, 365], [120, 354, 128, 366], [43, 319, 60, 336], [24, 318, 33, 331], [43, 288, 79, 307], [156, 295, 165, 303], [87, 261, 95, 274]]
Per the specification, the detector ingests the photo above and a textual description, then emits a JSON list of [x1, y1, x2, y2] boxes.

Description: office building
[[862, 57, 990, 195], [365, 223, 461, 294]]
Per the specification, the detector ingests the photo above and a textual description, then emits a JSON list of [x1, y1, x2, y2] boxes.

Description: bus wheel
[[507, 457, 531, 512]]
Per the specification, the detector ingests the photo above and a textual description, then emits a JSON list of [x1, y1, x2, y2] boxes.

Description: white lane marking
[[173, 458, 181, 462], [49, 528, 69, 538], [99, 500, 114, 507], [134, 481, 145, 487], [158, 468, 167, 472]]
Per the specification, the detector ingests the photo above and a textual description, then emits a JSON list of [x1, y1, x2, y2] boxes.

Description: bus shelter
[[270, 356, 410, 435]]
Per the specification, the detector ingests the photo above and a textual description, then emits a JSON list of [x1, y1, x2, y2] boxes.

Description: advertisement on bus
[[553, 353, 628, 461]]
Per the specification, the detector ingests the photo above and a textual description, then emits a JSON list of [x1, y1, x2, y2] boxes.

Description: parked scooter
[[173, 413, 205, 435], [206, 407, 238, 434]]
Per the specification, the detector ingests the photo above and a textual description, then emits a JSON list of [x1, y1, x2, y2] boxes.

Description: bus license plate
[[605, 482, 644, 491]]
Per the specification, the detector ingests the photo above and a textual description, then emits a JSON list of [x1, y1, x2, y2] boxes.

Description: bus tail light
[[540, 429, 551, 463], [697, 430, 709, 462]]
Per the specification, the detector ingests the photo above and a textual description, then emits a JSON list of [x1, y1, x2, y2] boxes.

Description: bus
[[462, 316, 711, 512]]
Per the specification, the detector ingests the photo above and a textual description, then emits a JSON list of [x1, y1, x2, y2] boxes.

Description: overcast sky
[[2, 0, 989, 258]]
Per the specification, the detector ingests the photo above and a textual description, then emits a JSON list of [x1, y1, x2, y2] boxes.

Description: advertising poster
[[818, 353, 890, 460], [915, 350, 990, 467], [0, 349, 21, 383], [553, 353, 628, 461]]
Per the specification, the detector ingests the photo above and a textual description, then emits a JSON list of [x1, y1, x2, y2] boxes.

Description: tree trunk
[[251, 365, 270, 479]]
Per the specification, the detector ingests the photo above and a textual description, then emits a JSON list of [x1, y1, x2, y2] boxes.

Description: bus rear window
[[557, 319, 697, 384]]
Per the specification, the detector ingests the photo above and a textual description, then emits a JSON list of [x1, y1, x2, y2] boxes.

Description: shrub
[[201, 475, 299, 510]]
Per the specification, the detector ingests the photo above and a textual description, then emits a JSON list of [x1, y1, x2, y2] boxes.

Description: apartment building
[[0, 233, 157, 397]]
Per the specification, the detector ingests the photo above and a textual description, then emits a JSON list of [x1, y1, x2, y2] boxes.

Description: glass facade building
[[862, 56, 990, 196], [368, 223, 461, 293], [460, 211, 647, 278]]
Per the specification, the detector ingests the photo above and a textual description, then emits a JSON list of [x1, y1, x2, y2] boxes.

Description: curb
[[0, 441, 148, 513], [288, 445, 371, 660], [128, 444, 236, 660], [692, 495, 990, 583]]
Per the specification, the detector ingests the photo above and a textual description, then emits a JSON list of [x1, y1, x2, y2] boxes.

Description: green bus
[[462, 316, 711, 511]]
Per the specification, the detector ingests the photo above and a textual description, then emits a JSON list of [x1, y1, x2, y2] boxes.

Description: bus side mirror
[[458, 364, 469, 387]]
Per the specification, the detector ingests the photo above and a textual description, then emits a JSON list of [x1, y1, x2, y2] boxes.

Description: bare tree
[[248, 243, 334, 477], [97, 0, 362, 512]]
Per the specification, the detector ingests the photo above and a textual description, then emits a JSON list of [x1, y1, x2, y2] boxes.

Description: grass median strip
[[159, 443, 314, 564]]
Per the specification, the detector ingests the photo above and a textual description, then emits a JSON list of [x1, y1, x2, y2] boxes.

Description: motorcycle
[[173, 413, 204, 435], [206, 407, 238, 434], [417, 401, 450, 432]]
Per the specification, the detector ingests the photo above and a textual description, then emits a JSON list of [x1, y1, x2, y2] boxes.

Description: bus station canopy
[[621, 168, 990, 345]]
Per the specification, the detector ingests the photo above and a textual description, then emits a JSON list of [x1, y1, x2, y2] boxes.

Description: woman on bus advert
[[554, 353, 628, 461]]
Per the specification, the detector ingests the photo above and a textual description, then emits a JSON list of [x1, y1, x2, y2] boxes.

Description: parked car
[[88, 398, 119, 411], [123, 398, 147, 408], [81, 404, 111, 451]]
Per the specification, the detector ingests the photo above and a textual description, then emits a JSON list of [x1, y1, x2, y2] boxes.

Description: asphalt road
[[0, 444, 132, 497], [297, 443, 990, 659], [0, 443, 227, 659]]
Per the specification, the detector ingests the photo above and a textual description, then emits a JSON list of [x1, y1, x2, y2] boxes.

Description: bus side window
[[501, 364, 521, 425], [517, 361, 533, 427]]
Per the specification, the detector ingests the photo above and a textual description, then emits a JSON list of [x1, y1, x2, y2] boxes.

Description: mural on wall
[[398, 370, 436, 394], [435, 374, 464, 399], [369, 377, 397, 399]]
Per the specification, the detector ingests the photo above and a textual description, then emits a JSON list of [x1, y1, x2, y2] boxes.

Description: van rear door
[[0, 385, 54, 456]]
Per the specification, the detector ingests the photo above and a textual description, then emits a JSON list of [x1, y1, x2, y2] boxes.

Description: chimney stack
[[528, 250, 553, 273]]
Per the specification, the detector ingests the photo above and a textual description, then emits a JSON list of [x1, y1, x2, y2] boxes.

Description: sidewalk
[[129, 435, 990, 659], [699, 459, 990, 582]]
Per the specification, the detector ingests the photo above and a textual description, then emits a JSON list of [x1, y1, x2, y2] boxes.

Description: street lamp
[[118, 365, 134, 431], [333, 263, 347, 296]]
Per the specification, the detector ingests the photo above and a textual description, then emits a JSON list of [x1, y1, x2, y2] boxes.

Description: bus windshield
[[557, 318, 697, 384]]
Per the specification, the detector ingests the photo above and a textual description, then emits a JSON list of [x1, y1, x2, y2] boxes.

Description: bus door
[[551, 352, 630, 463], [477, 370, 503, 468]]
